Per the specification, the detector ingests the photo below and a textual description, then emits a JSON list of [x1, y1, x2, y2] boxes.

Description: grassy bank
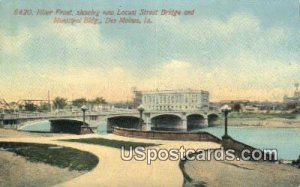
[[62, 137, 159, 150], [0, 142, 99, 171], [229, 112, 297, 120]]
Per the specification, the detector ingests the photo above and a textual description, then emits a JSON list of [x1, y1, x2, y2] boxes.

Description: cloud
[[153, 13, 295, 59], [0, 28, 31, 56], [52, 24, 103, 49], [0, 12, 299, 102], [155, 13, 261, 44], [141, 60, 204, 90]]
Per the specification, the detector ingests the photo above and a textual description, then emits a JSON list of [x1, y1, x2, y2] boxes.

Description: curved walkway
[[0, 133, 220, 187]]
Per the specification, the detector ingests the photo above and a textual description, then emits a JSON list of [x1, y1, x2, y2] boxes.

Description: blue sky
[[0, 0, 299, 102]]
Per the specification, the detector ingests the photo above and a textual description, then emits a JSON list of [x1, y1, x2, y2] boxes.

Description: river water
[[19, 120, 300, 160], [201, 126, 300, 160]]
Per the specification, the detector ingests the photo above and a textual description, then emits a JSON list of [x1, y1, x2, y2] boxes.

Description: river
[[202, 126, 300, 160]]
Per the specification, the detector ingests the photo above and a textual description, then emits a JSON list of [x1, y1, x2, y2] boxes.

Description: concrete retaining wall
[[112, 127, 221, 143], [80, 126, 94, 134], [221, 137, 275, 161], [222, 137, 256, 153]]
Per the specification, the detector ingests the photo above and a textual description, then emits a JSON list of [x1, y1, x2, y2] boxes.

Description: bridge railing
[[1, 109, 219, 120], [1, 109, 138, 120]]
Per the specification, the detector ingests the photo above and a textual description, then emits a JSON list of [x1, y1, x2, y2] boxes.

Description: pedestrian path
[[0, 134, 220, 187]]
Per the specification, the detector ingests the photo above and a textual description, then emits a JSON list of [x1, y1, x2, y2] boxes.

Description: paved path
[[0, 134, 220, 187]]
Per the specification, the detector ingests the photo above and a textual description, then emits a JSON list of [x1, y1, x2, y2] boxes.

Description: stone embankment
[[112, 126, 221, 143]]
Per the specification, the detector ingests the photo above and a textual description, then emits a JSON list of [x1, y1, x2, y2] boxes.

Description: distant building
[[217, 100, 250, 112], [242, 105, 260, 112], [89, 104, 112, 111], [283, 83, 300, 107], [132, 87, 142, 109], [216, 100, 281, 112], [140, 89, 209, 111], [219, 100, 250, 106]]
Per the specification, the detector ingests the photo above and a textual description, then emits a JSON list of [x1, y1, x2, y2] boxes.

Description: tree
[[24, 102, 38, 112], [92, 97, 107, 105], [232, 103, 242, 112], [88, 97, 107, 110], [53, 97, 67, 110], [40, 102, 51, 111], [18, 104, 24, 111], [286, 103, 297, 110], [72, 98, 87, 108]]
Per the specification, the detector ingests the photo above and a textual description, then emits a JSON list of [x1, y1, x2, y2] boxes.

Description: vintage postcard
[[0, 0, 299, 186]]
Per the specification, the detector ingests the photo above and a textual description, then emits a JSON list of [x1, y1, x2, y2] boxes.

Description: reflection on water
[[96, 120, 108, 134], [19, 120, 109, 134], [18, 120, 51, 132]]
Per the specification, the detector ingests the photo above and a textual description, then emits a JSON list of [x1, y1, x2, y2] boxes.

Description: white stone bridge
[[106, 110, 221, 131], [1, 109, 221, 132]]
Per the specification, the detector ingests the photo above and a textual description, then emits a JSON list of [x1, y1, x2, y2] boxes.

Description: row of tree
[[21, 97, 107, 112], [72, 97, 107, 108]]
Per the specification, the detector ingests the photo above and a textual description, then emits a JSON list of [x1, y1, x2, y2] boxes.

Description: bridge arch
[[207, 113, 220, 127], [107, 116, 140, 131], [50, 119, 90, 134], [103, 114, 140, 120], [149, 113, 183, 120], [151, 114, 183, 131], [186, 114, 206, 130]]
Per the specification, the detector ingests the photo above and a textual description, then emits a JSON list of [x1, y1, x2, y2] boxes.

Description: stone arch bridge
[[105, 110, 220, 131], [1, 110, 221, 132]]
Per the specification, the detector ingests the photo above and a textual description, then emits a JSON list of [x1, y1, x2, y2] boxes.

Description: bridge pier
[[0, 113, 4, 125], [144, 113, 151, 131], [204, 116, 209, 127], [178, 115, 187, 130]]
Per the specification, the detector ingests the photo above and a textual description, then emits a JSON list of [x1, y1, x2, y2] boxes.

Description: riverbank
[[0, 142, 99, 171], [0, 129, 99, 186], [184, 157, 300, 187], [1, 128, 299, 186], [221, 117, 300, 128], [0, 151, 84, 187], [0, 128, 69, 138], [0, 129, 220, 186]]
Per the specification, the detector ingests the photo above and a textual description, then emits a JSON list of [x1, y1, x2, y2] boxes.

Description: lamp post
[[137, 105, 144, 130], [221, 105, 232, 139], [0, 109, 4, 126], [81, 105, 88, 127]]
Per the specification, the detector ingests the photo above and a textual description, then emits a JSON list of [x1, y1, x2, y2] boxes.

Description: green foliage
[[229, 112, 296, 119], [0, 142, 98, 171], [286, 103, 297, 110], [24, 102, 38, 112], [232, 103, 241, 112], [63, 138, 158, 150], [72, 98, 87, 107], [40, 103, 51, 111], [90, 97, 107, 105], [53, 97, 68, 109], [72, 97, 107, 108]]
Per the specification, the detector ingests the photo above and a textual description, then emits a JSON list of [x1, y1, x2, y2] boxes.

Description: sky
[[0, 0, 300, 102]]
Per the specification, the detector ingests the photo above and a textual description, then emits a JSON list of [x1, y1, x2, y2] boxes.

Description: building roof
[[140, 89, 209, 94]]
